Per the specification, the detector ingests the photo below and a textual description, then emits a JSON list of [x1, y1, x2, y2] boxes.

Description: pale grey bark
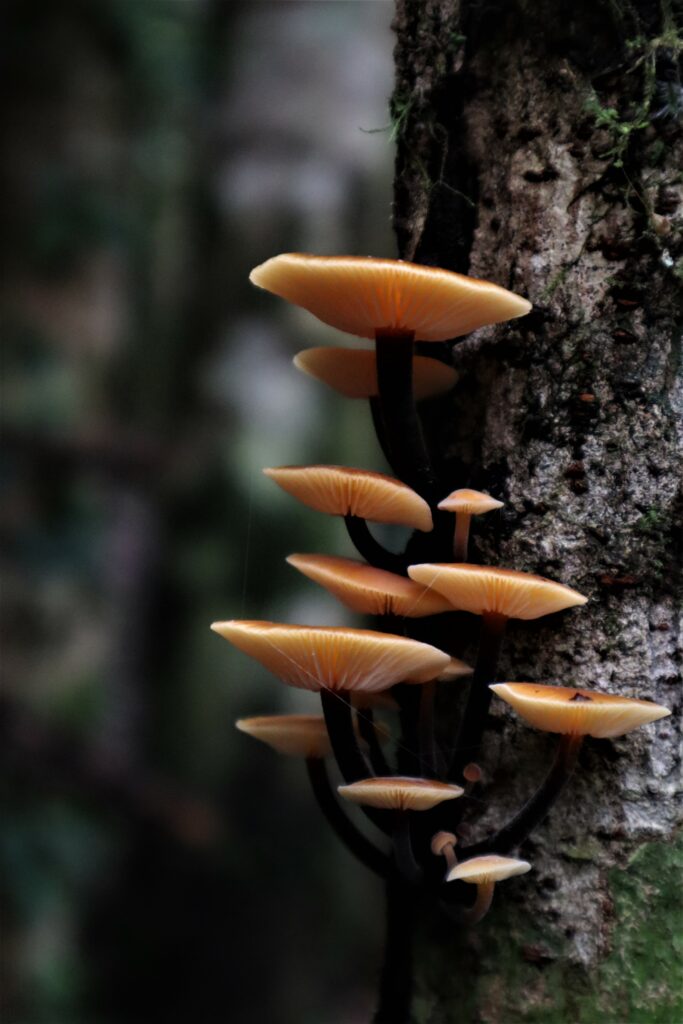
[[392, 1, 682, 1019]]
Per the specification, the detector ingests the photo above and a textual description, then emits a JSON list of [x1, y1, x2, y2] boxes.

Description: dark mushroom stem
[[462, 732, 584, 858], [320, 688, 390, 835], [320, 687, 371, 784], [357, 708, 392, 776], [374, 880, 418, 1024], [447, 612, 507, 784], [305, 757, 390, 878], [393, 811, 422, 884], [369, 396, 400, 476], [344, 514, 406, 574], [375, 331, 438, 503]]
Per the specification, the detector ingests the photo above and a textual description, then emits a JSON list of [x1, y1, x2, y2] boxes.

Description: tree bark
[[392, 1, 682, 1020]]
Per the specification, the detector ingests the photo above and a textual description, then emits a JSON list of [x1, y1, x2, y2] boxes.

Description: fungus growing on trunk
[[212, 620, 449, 786], [264, 464, 432, 572], [406, 565, 588, 779], [286, 553, 453, 617], [251, 253, 530, 496], [436, 488, 504, 561], [339, 776, 464, 882], [446, 855, 531, 925], [464, 684, 673, 856]]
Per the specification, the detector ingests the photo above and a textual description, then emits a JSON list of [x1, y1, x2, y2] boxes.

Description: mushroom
[[339, 776, 464, 882], [445, 855, 531, 925], [406, 564, 588, 779], [212, 620, 449, 787], [264, 464, 432, 572], [462, 682, 673, 855], [235, 714, 390, 877], [431, 830, 458, 875], [286, 553, 454, 618], [294, 346, 458, 401], [251, 254, 531, 497], [436, 488, 504, 561]]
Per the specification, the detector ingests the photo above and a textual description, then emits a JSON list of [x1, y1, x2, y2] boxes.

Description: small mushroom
[[446, 854, 531, 925], [339, 776, 464, 882], [437, 489, 504, 561], [431, 830, 458, 875]]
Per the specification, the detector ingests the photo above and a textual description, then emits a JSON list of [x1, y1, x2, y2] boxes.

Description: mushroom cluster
[[212, 253, 670, 1013]]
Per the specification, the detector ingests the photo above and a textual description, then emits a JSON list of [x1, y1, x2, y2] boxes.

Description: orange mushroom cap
[[286, 553, 453, 618], [407, 564, 588, 620], [211, 621, 450, 693], [293, 346, 457, 400], [236, 715, 333, 758], [338, 776, 464, 812], [250, 253, 532, 341], [437, 489, 504, 516], [264, 465, 433, 531], [446, 854, 531, 885], [490, 683, 671, 738]]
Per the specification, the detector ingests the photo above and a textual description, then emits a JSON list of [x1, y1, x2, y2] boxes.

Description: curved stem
[[393, 811, 422, 884], [357, 708, 392, 776], [369, 396, 400, 476], [306, 758, 390, 878], [344, 514, 405, 574], [463, 880, 495, 925], [447, 613, 507, 783], [461, 733, 584, 858], [453, 512, 471, 561], [373, 881, 418, 1024], [320, 688, 370, 784], [321, 688, 391, 835], [375, 332, 438, 502]]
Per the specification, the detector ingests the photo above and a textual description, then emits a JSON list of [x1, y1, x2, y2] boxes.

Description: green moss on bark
[[414, 839, 683, 1023]]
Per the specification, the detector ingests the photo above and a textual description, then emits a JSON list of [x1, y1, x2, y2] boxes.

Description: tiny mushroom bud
[[437, 488, 504, 561], [463, 763, 482, 784], [431, 830, 458, 874], [446, 854, 531, 925]]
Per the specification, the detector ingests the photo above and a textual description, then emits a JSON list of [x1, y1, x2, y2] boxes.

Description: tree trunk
[[392, 1, 682, 1020]]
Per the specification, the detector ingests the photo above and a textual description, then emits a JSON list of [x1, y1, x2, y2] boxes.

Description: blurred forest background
[[1, 2, 400, 1021]]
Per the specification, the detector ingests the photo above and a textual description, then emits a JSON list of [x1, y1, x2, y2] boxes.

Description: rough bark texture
[[392, 1, 682, 1020]]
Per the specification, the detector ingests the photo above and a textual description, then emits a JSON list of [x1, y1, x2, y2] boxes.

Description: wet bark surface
[[392, 1, 682, 1020]]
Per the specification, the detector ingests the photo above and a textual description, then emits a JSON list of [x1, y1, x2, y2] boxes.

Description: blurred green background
[[1, 2, 398, 1021]]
